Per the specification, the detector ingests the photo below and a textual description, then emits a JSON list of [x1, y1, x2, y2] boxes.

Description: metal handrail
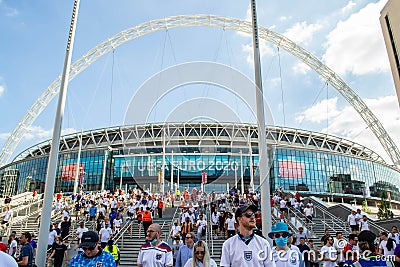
[[113, 219, 133, 248], [311, 201, 350, 234], [286, 206, 316, 237]]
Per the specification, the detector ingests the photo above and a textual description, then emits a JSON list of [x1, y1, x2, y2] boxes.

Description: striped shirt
[[137, 241, 173, 267]]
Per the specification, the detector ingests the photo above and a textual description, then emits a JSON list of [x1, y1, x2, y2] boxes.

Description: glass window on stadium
[[272, 148, 400, 201]]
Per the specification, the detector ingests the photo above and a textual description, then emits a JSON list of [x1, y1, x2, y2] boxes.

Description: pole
[[100, 149, 107, 192], [240, 150, 244, 195], [234, 161, 238, 189], [251, 0, 272, 240], [161, 129, 166, 195], [119, 163, 123, 189], [249, 143, 254, 193], [73, 130, 82, 196], [177, 164, 180, 194], [36, 1, 80, 266], [171, 150, 174, 193]]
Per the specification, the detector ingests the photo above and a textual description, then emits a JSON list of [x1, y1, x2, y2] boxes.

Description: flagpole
[[36, 1, 80, 265]]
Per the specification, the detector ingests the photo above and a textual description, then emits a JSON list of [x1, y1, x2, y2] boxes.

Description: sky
[[0, 0, 399, 165]]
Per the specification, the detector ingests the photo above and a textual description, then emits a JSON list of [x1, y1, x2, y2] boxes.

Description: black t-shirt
[[52, 243, 67, 260], [297, 244, 310, 261], [61, 221, 71, 234]]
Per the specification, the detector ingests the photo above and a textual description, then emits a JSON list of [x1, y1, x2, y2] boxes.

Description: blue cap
[[268, 222, 292, 238]]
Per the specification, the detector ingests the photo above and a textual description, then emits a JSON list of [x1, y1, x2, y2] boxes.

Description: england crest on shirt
[[156, 253, 162, 260], [244, 251, 253, 261], [96, 262, 103, 267]]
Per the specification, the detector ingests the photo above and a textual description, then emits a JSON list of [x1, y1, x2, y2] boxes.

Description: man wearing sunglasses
[[137, 223, 173, 267], [221, 205, 275, 267], [68, 231, 116, 266], [268, 222, 303, 267]]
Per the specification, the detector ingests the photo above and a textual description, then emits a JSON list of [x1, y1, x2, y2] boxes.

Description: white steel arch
[[1, 14, 399, 166]]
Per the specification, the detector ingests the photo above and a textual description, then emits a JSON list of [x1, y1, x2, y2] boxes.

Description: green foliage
[[377, 191, 394, 220], [361, 200, 371, 213]]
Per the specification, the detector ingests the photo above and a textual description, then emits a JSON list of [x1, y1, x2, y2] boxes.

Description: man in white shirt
[[355, 209, 363, 232], [220, 205, 275, 267], [347, 210, 358, 233], [196, 214, 207, 240], [304, 204, 313, 224], [225, 212, 236, 238], [359, 215, 370, 232], [1, 206, 12, 230], [388, 226, 400, 245], [379, 232, 396, 256], [170, 220, 181, 238], [211, 210, 219, 239], [99, 221, 113, 248], [321, 236, 336, 267], [137, 223, 173, 267], [73, 221, 88, 245]]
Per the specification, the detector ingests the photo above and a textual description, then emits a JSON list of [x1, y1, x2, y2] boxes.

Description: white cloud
[[323, 0, 390, 76], [24, 126, 77, 140], [242, 40, 275, 66], [279, 16, 292, 21], [296, 95, 400, 163], [295, 97, 341, 124], [341, 1, 356, 14], [292, 62, 311, 75], [0, 132, 10, 140], [283, 21, 323, 45], [0, 85, 4, 97]]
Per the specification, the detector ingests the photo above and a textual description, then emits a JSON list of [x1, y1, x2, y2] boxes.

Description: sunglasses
[[195, 251, 205, 255], [82, 246, 95, 251], [243, 212, 255, 218], [274, 233, 289, 238], [185, 236, 193, 239]]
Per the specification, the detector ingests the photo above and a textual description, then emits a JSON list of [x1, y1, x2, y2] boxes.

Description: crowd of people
[[0, 187, 399, 267]]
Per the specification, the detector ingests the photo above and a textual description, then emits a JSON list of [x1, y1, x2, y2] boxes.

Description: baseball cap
[[235, 205, 258, 222], [80, 231, 99, 247]]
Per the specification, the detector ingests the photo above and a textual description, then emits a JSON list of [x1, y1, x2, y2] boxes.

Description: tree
[[377, 191, 394, 220]]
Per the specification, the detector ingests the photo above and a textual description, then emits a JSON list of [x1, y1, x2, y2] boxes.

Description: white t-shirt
[[171, 225, 181, 236], [0, 252, 18, 266], [272, 247, 302, 267], [114, 218, 122, 228], [76, 227, 88, 239], [211, 213, 219, 225], [48, 230, 58, 245], [99, 227, 113, 242], [196, 219, 207, 233], [321, 246, 336, 267], [359, 220, 369, 231], [226, 217, 236, 230], [220, 234, 275, 267], [379, 239, 396, 256], [3, 210, 12, 221], [388, 233, 400, 245], [137, 241, 173, 266], [184, 258, 218, 267], [347, 214, 357, 226], [8, 240, 17, 256], [280, 200, 287, 209], [304, 208, 313, 217]]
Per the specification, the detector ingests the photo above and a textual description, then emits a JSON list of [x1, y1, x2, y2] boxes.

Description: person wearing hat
[[220, 205, 275, 267], [0, 241, 17, 266], [343, 230, 394, 267], [68, 231, 116, 266], [268, 221, 303, 267], [137, 223, 173, 267]]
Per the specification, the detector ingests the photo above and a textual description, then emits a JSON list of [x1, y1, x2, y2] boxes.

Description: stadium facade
[[0, 122, 399, 201]]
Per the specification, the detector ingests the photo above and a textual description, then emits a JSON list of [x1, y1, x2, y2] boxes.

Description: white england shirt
[[137, 241, 173, 267], [220, 234, 276, 267], [226, 217, 236, 230], [272, 247, 302, 267]]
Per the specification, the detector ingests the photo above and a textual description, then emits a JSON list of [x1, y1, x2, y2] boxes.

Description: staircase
[[116, 209, 176, 266]]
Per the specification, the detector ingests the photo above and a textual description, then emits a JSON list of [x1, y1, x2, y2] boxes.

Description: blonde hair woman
[[183, 240, 217, 267]]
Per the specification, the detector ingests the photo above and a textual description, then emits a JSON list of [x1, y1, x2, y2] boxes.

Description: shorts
[[306, 215, 313, 222], [1, 220, 8, 225], [350, 225, 358, 231], [280, 208, 287, 213], [212, 225, 218, 230]]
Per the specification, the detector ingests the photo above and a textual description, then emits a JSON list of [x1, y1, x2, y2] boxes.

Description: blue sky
[[0, 0, 399, 164]]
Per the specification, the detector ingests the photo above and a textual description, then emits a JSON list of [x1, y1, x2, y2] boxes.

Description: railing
[[113, 219, 133, 248], [309, 198, 350, 234], [287, 206, 316, 237]]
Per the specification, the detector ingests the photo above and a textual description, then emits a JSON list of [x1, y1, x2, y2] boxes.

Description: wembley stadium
[[0, 122, 399, 202]]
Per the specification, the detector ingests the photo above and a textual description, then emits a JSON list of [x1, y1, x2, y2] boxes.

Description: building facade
[[380, 0, 400, 106], [0, 122, 399, 201]]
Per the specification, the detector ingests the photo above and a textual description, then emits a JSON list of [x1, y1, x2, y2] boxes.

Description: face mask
[[150, 237, 158, 245], [56, 241, 60, 245], [275, 237, 288, 247]]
